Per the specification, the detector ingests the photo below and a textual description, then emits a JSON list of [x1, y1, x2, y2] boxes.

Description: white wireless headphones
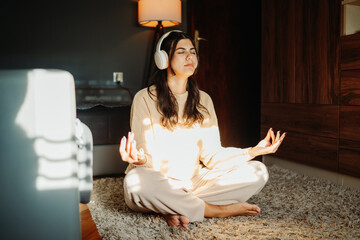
[[154, 30, 183, 70]]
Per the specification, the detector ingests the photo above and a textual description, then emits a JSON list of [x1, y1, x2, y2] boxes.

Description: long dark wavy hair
[[147, 31, 208, 130]]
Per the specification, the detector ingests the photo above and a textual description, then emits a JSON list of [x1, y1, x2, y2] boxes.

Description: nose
[[185, 52, 192, 60]]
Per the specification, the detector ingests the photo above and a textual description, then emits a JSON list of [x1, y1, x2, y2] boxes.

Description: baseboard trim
[[263, 156, 360, 190]]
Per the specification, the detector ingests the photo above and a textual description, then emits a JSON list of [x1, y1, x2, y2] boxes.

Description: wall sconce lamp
[[138, 0, 182, 86]]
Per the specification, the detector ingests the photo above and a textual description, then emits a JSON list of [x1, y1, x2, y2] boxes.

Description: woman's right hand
[[119, 132, 146, 165]]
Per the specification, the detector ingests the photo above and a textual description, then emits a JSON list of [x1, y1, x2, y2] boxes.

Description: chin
[[175, 71, 195, 78]]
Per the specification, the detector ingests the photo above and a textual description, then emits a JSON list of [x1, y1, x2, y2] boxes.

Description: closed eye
[[175, 50, 197, 55]]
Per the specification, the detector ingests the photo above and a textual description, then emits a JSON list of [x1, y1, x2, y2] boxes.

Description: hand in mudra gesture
[[119, 132, 146, 165], [249, 128, 286, 158]]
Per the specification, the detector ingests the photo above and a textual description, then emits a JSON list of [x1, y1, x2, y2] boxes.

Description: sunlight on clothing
[[126, 172, 142, 192], [215, 163, 265, 187], [144, 122, 221, 181], [143, 117, 152, 126]]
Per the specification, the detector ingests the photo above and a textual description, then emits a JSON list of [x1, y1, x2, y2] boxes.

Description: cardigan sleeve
[[125, 90, 154, 173], [199, 92, 254, 169]]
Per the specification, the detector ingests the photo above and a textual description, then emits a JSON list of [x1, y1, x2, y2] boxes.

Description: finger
[[275, 131, 280, 142], [271, 138, 284, 153], [119, 137, 130, 162], [279, 132, 286, 142], [126, 132, 131, 152], [119, 136, 126, 153], [270, 129, 276, 143], [265, 128, 271, 141], [127, 132, 134, 154], [130, 140, 138, 160]]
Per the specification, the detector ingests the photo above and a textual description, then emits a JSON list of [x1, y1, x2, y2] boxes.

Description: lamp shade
[[138, 0, 181, 27]]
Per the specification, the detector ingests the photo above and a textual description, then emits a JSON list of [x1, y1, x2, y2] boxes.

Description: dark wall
[[1, 0, 262, 150], [0, 0, 187, 93], [188, 0, 262, 148], [230, 0, 262, 147]]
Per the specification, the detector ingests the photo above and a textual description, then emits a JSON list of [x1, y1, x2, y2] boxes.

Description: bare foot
[[162, 214, 190, 229], [205, 201, 261, 218], [224, 202, 261, 216]]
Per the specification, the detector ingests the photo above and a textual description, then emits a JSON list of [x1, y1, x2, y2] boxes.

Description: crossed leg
[[123, 161, 268, 229]]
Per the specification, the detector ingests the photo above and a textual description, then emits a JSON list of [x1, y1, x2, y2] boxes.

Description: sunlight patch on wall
[[15, 69, 79, 191]]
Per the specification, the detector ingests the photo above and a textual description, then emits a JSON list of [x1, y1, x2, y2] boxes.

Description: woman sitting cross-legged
[[119, 30, 286, 229]]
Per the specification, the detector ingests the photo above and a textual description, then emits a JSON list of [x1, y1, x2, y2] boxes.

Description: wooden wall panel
[[261, 127, 338, 171], [341, 33, 360, 70], [295, 0, 340, 104], [340, 69, 360, 105], [339, 139, 360, 177], [261, 0, 295, 103], [340, 105, 360, 141], [261, 103, 338, 138]]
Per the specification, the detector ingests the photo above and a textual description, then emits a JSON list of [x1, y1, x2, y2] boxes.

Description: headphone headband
[[155, 30, 183, 53], [154, 30, 183, 70]]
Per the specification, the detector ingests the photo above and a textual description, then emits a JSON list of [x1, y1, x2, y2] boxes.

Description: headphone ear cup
[[154, 50, 168, 70]]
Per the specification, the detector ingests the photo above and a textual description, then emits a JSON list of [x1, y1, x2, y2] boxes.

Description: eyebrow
[[175, 47, 196, 51]]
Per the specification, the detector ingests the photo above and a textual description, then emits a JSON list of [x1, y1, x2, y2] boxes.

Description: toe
[[179, 215, 189, 229]]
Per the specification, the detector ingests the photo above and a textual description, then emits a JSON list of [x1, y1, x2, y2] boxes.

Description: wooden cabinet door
[[261, 0, 342, 172], [262, 0, 340, 105], [261, 0, 296, 103], [339, 33, 360, 177]]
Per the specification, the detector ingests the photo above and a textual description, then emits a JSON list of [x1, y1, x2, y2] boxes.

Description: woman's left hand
[[249, 128, 286, 158]]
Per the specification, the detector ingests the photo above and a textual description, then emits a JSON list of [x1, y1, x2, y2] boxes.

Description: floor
[[79, 156, 360, 240], [80, 203, 102, 240]]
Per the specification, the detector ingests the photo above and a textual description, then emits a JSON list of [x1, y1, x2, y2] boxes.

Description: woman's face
[[169, 39, 198, 78]]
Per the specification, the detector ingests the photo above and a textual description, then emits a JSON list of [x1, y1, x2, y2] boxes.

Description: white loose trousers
[[123, 160, 269, 222]]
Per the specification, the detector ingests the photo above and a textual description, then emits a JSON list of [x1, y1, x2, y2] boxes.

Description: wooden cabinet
[[262, 0, 340, 105], [294, 0, 340, 105], [261, 0, 295, 104], [341, 33, 360, 70], [261, 103, 339, 171], [261, 0, 360, 178], [261, 0, 341, 172], [339, 33, 360, 177]]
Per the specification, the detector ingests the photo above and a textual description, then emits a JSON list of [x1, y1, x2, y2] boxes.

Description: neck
[[167, 74, 188, 94]]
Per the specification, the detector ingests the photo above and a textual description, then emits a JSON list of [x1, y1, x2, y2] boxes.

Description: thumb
[[265, 128, 272, 141]]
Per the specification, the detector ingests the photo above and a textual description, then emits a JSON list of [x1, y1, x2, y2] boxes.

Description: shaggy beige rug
[[88, 165, 360, 239]]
